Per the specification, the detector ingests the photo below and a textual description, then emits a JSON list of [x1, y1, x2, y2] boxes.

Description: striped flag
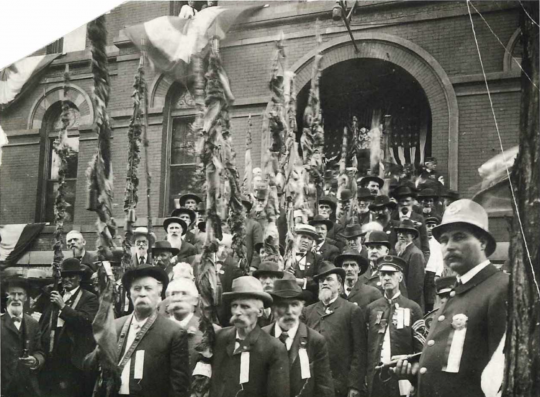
[[0, 54, 61, 110], [0, 224, 45, 266], [124, 5, 261, 82]]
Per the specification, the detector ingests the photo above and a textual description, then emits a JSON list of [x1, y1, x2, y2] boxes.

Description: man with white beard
[[66, 230, 99, 272], [304, 262, 367, 397], [164, 216, 197, 262]]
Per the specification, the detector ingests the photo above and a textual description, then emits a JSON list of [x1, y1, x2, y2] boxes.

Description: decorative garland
[[241, 115, 253, 196]]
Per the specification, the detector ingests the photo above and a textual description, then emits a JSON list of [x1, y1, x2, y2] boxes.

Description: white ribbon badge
[[444, 314, 468, 373]]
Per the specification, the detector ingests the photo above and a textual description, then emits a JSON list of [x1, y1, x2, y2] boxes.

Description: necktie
[[234, 338, 244, 355], [279, 332, 289, 346], [140, 257, 145, 266], [12, 316, 21, 330]]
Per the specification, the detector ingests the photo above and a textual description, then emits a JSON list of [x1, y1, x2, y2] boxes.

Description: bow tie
[[12, 317, 22, 323]]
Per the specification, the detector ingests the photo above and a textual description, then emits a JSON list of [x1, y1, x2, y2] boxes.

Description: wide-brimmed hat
[[179, 193, 202, 207], [163, 217, 188, 235], [425, 215, 442, 225], [435, 276, 457, 295], [360, 175, 384, 188], [1, 275, 31, 292], [121, 265, 169, 298], [369, 195, 397, 210], [170, 207, 197, 225], [432, 199, 496, 256], [132, 227, 156, 245], [440, 188, 460, 201], [60, 258, 87, 276], [363, 230, 391, 248], [357, 187, 375, 200], [309, 215, 333, 231], [270, 279, 313, 302], [319, 195, 337, 213], [26, 269, 54, 285], [335, 250, 369, 275], [295, 224, 320, 241], [314, 261, 346, 282], [418, 188, 439, 199], [395, 219, 419, 239], [252, 261, 284, 279], [392, 186, 417, 199], [338, 223, 364, 239], [151, 241, 180, 256], [338, 189, 353, 202], [377, 255, 406, 272], [222, 276, 273, 308]]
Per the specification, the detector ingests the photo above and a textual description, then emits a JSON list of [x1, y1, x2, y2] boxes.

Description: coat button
[[419, 367, 427, 374], [450, 291, 456, 297], [427, 340, 435, 346], [438, 315, 445, 322]]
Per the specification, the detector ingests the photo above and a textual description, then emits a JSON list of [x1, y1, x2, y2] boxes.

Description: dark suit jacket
[[316, 240, 340, 262], [80, 250, 100, 272], [303, 297, 367, 397], [342, 280, 383, 309], [84, 313, 190, 397], [1, 313, 45, 397], [181, 314, 220, 375], [263, 322, 335, 397], [132, 252, 152, 266], [291, 251, 323, 301], [398, 243, 425, 309], [391, 212, 431, 264], [210, 325, 290, 397], [417, 263, 508, 397], [175, 241, 198, 262], [246, 218, 264, 266], [327, 224, 346, 251]]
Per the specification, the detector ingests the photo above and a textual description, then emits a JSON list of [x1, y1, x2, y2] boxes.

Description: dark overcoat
[[398, 243, 425, 309]]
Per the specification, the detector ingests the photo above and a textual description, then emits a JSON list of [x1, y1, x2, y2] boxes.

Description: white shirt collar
[[458, 260, 491, 284], [173, 312, 194, 329], [131, 315, 149, 330], [63, 286, 80, 300]]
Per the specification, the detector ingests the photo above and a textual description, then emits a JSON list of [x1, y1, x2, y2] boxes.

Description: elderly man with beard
[[211, 276, 290, 397], [310, 215, 340, 262], [170, 207, 200, 253], [394, 200, 508, 397], [336, 250, 382, 309], [263, 279, 335, 397], [364, 256, 425, 397], [304, 262, 367, 397], [132, 227, 155, 266], [152, 241, 180, 280], [2, 277, 45, 397], [395, 220, 425, 309], [164, 216, 197, 262], [288, 225, 323, 301], [66, 230, 99, 272], [85, 265, 190, 397]]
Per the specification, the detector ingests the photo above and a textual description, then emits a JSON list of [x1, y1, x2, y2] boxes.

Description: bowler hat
[[319, 195, 337, 213], [170, 207, 196, 225], [338, 223, 364, 239], [435, 276, 457, 295], [314, 261, 346, 282], [255, 188, 268, 201], [295, 224, 320, 241], [179, 193, 202, 207], [369, 195, 397, 210], [132, 227, 156, 245], [252, 261, 284, 279], [395, 219, 419, 239], [309, 215, 333, 231], [163, 217, 188, 235], [363, 230, 391, 248], [270, 279, 313, 302], [151, 241, 180, 256], [335, 250, 369, 275], [357, 187, 375, 200], [121, 265, 169, 298], [392, 186, 417, 199], [61, 258, 87, 276], [432, 199, 496, 256], [360, 175, 384, 188], [418, 188, 439, 199], [222, 276, 273, 308], [338, 189, 352, 202], [377, 255, 406, 272]]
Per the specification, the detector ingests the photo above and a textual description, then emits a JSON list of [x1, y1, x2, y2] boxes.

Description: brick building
[[0, 1, 521, 263]]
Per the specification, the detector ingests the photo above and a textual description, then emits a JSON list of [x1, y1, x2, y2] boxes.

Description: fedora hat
[[392, 185, 417, 199], [363, 230, 391, 248], [170, 207, 197, 225], [222, 276, 273, 308], [319, 195, 337, 213], [60, 258, 87, 276], [309, 215, 333, 231], [179, 193, 202, 207], [360, 175, 384, 188], [432, 199, 496, 256], [377, 255, 406, 273], [121, 265, 169, 299], [163, 217, 188, 235], [132, 227, 156, 245], [314, 261, 346, 282], [435, 276, 457, 295], [338, 223, 364, 239], [295, 224, 320, 241], [418, 188, 439, 199], [369, 195, 397, 210], [395, 219, 419, 239], [151, 241, 180, 256], [270, 279, 313, 302], [357, 187, 375, 200], [252, 261, 284, 279], [335, 250, 369, 275]]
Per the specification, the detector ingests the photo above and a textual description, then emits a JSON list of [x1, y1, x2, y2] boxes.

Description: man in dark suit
[[84, 265, 190, 397], [211, 276, 290, 397], [132, 227, 155, 266], [336, 250, 382, 309], [303, 262, 367, 397], [319, 195, 346, 249], [355, 188, 376, 226], [164, 216, 198, 262], [152, 241, 180, 280], [39, 258, 99, 397], [338, 223, 369, 259], [66, 230, 99, 272], [395, 220, 426, 309], [170, 207, 200, 253], [242, 199, 264, 268], [310, 215, 340, 262], [2, 277, 46, 397], [288, 225, 323, 301], [264, 279, 335, 397], [395, 200, 509, 397]]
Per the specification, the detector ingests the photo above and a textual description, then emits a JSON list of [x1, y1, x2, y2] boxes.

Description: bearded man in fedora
[[210, 276, 290, 397], [395, 199, 509, 397]]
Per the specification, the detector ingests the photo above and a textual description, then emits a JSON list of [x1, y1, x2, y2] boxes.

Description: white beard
[[318, 289, 335, 304], [395, 241, 408, 255], [168, 235, 183, 249]]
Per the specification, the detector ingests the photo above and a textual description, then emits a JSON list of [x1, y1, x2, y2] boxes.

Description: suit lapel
[[315, 301, 326, 317], [226, 328, 237, 357], [455, 263, 499, 295], [3, 313, 22, 337]]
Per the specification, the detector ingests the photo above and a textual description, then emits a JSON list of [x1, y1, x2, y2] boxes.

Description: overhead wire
[[517, 0, 540, 28]]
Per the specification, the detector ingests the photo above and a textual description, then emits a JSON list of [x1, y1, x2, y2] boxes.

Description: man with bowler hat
[[263, 279, 335, 397], [210, 276, 290, 397], [394, 199, 509, 397]]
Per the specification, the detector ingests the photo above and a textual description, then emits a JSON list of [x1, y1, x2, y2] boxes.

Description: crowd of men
[[1, 158, 509, 397]]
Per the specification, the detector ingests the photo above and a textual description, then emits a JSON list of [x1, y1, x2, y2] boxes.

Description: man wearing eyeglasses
[[132, 227, 155, 267]]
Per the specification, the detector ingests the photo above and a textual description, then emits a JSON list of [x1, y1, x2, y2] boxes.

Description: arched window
[[36, 102, 80, 222]]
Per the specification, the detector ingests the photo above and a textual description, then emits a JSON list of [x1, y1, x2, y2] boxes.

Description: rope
[[466, 0, 540, 298], [517, 0, 540, 28]]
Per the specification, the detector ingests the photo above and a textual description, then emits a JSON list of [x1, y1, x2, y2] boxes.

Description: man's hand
[[393, 357, 420, 381], [19, 356, 38, 369], [50, 291, 66, 309], [347, 387, 360, 397]]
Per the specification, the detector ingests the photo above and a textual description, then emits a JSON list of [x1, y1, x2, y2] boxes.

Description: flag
[[0, 54, 61, 110], [124, 5, 261, 82], [0, 224, 46, 266]]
